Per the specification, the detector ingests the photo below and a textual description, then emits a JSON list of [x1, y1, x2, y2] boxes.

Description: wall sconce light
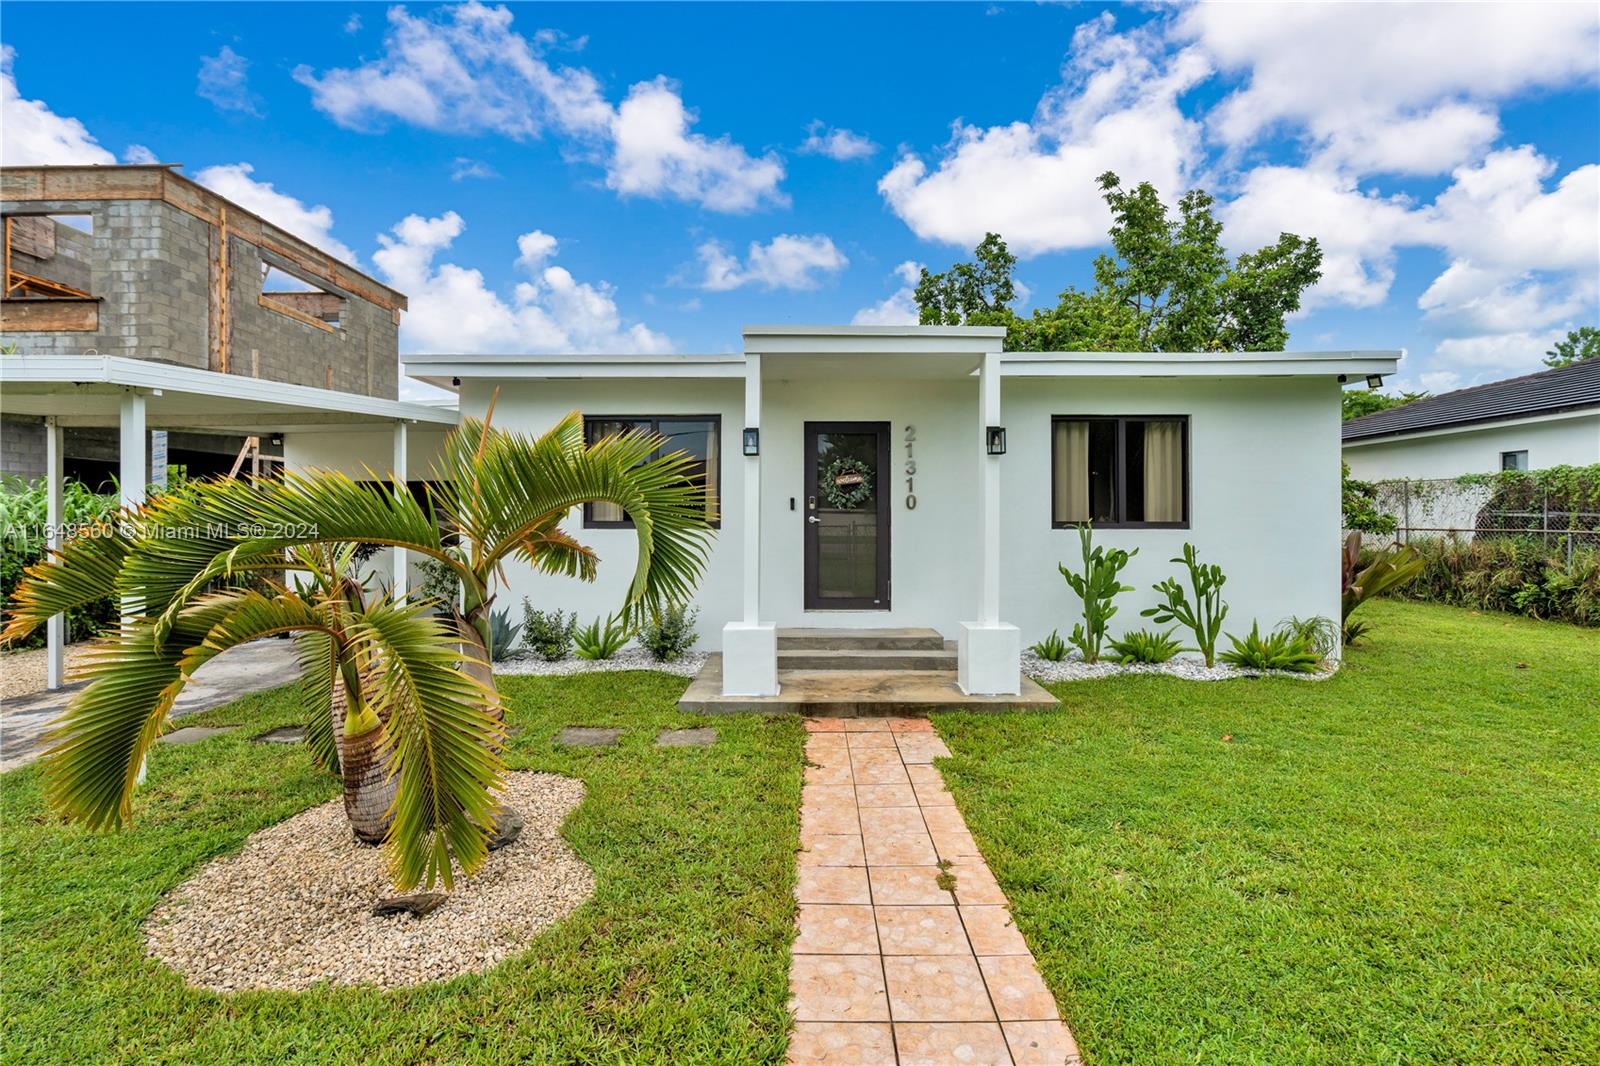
[[742, 427, 760, 456], [1366, 374, 1384, 389], [986, 426, 1007, 456]]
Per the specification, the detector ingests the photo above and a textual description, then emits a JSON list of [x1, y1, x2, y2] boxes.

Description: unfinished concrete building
[[0, 164, 408, 483]]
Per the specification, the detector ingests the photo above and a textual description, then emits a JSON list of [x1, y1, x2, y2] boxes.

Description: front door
[[804, 422, 890, 610]]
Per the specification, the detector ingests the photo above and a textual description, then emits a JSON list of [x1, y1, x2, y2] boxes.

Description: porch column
[[392, 420, 409, 598], [120, 391, 150, 786], [721, 352, 778, 695], [45, 417, 64, 691], [958, 351, 1020, 695]]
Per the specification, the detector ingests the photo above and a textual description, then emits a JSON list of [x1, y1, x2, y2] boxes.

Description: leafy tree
[[1341, 462, 1398, 536], [915, 171, 1323, 352], [1543, 326, 1600, 368], [1341, 388, 1428, 421]]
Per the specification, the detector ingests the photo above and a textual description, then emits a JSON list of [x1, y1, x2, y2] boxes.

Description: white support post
[[393, 420, 409, 599], [120, 391, 150, 785], [958, 352, 1020, 695], [45, 417, 64, 691], [722, 352, 778, 696]]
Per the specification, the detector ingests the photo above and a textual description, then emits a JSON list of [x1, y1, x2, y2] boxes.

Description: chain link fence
[[1359, 475, 1600, 566]]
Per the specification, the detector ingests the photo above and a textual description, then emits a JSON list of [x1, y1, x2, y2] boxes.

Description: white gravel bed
[[495, 647, 706, 679], [1024, 652, 1337, 683], [145, 772, 594, 992]]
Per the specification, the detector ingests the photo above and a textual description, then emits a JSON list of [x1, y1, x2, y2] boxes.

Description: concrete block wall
[[2, 418, 46, 480]]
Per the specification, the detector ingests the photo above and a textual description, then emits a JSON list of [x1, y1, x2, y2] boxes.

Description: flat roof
[[1343, 358, 1600, 443], [0, 355, 457, 431]]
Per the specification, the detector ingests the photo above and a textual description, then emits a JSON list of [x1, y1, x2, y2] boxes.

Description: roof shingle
[[1342, 359, 1600, 442]]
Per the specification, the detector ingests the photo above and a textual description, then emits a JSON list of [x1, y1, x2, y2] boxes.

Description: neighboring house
[[405, 328, 1398, 696], [1343, 359, 1600, 480]]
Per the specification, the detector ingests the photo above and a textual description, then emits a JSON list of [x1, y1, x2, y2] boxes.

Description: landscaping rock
[[160, 726, 237, 745], [656, 727, 717, 748], [495, 648, 705, 679], [372, 893, 447, 919], [252, 727, 306, 745], [1022, 653, 1336, 684], [556, 726, 622, 748], [485, 807, 524, 851]]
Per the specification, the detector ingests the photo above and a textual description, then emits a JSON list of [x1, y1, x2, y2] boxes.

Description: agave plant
[[2, 411, 714, 890]]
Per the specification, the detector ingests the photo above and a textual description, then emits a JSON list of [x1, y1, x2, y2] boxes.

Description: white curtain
[[1143, 420, 1183, 523], [703, 425, 720, 522], [1053, 421, 1090, 523]]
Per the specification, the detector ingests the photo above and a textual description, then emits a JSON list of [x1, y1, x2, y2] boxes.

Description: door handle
[[807, 515, 821, 524]]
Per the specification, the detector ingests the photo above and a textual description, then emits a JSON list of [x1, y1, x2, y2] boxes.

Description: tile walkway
[[789, 717, 1081, 1066]]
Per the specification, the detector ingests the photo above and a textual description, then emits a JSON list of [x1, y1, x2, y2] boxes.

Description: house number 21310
[[903, 424, 917, 510]]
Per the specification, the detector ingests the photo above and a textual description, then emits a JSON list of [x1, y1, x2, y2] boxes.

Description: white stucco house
[[1343, 359, 1600, 480], [386, 325, 1399, 699]]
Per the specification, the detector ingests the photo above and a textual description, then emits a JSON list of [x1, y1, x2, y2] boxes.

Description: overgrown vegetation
[[1105, 627, 1183, 665], [0, 475, 119, 648], [1142, 544, 1229, 667], [1397, 535, 1600, 627], [1341, 462, 1398, 535], [1058, 524, 1137, 664], [638, 604, 700, 662], [916, 171, 1322, 352], [521, 603, 577, 661]]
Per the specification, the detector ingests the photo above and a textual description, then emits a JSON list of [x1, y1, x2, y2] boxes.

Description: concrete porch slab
[[677, 655, 1059, 716]]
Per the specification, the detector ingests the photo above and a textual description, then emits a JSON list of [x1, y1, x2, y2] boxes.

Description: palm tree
[[3, 412, 714, 890]]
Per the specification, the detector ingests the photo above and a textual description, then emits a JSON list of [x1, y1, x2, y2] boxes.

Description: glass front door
[[803, 422, 890, 610]]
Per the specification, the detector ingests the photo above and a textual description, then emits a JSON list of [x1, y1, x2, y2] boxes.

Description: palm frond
[[1, 513, 133, 643], [295, 629, 341, 772]]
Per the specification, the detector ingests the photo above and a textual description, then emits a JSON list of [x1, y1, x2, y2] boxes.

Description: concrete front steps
[[677, 627, 1058, 716]]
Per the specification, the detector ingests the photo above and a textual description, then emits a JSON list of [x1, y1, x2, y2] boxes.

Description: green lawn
[[935, 599, 1599, 1064], [2, 601, 1596, 1064], [1, 673, 804, 1065]]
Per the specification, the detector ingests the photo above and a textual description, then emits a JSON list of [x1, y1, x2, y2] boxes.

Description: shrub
[[1342, 462, 1398, 536], [520, 601, 577, 661], [1, 475, 119, 649], [1398, 534, 1599, 627], [1057, 523, 1137, 664], [1029, 629, 1068, 661], [1106, 627, 1183, 664], [415, 556, 461, 607], [487, 606, 522, 662], [1142, 543, 1228, 667], [1221, 622, 1320, 673], [1341, 532, 1424, 644], [638, 605, 699, 662], [575, 614, 631, 660]]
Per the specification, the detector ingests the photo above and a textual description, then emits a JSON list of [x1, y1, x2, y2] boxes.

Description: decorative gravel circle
[[1023, 652, 1337, 683], [495, 648, 706, 679], [145, 772, 594, 992]]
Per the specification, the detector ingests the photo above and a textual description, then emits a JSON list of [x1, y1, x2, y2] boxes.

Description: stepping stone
[[656, 727, 717, 748], [251, 726, 306, 744], [159, 726, 237, 745], [556, 726, 622, 748]]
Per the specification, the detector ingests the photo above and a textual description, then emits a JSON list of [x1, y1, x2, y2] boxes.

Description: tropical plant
[[1341, 462, 1398, 536], [2, 410, 715, 890], [575, 613, 630, 660], [1, 475, 120, 648], [487, 606, 522, 662], [1279, 615, 1339, 659], [521, 603, 576, 661], [1057, 523, 1137, 664], [1029, 629, 1068, 661], [638, 604, 699, 662], [1398, 534, 1599, 627], [1220, 622, 1321, 673], [1106, 627, 1184, 665], [1142, 544, 1229, 667], [414, 555, 461, 608], [1341, 532, 1424, 644]]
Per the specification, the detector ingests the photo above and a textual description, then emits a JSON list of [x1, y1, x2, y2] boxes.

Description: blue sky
[[3, 1, 1596, 400]]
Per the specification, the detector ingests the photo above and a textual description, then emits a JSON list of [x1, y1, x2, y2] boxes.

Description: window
[[1500, 450, 1529, 471], [4, 214, 94, 299], [583, 415, 721, 527], [1052, 416, 1188, 528], [259, 259, 346, 331]]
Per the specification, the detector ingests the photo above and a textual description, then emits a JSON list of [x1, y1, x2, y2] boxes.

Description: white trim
[[1342, 405, 1600, 447], [1002, 350, 1402, 378]]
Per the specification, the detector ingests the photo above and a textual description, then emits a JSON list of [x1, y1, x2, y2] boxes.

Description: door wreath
[[822, 456, 874, 510]]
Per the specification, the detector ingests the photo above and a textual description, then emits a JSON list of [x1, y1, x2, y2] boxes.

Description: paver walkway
[[789, 717, 1081, 1066]]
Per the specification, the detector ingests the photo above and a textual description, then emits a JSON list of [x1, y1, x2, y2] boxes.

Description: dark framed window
[[1500, 450, 1529, 472], [1051, 415, 1189, 528], [582, 415, 721, 528]]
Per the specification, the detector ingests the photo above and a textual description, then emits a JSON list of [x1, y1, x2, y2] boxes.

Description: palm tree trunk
[[331, 670, 397, 846]]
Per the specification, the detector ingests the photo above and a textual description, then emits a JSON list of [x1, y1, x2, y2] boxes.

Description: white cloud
[[852, 261, 923, 326], [1178, 1, 1600, 174], [450, 156, 499, 180], [1430, 327, 1570, 382], [1424, 147, 1600, 275], [193, 163, 357, 262], [344, 13, 362, 34], [198, 45, 263, 116], [295, 2, 784, 211], [877, 14, 1208, 255], [374, 211, 671, 355], [123, 143, 159, 164], [0, 46, 116, 165], [800, 121, 878, 161], [695, 234, 848, 291]]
